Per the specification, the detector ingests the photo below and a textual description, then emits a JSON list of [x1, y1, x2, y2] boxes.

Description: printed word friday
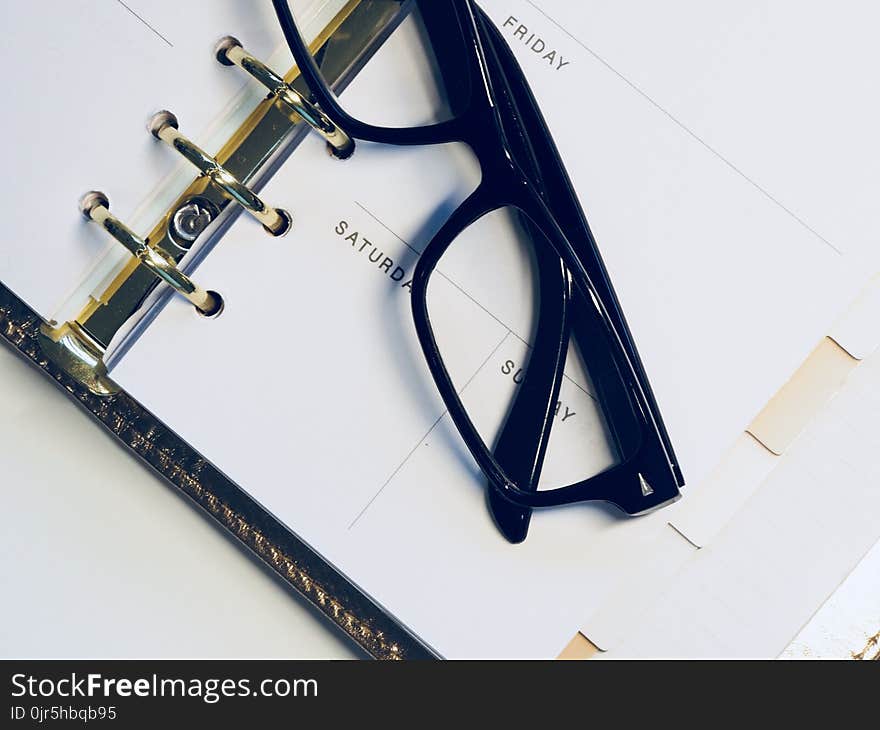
[[502, 16, 570, 71]]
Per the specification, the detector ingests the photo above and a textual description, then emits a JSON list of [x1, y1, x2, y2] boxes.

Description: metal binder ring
[[80, 191, 222, 317], [148, 111, 292, 236], [214, 36, 355, 159]]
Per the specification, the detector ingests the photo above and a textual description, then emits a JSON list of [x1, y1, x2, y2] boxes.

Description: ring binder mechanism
[[148, 111, 293, 237], [35, 0, 406, 395], [79, 192, 223, 317], [214, 35, 355, 160]]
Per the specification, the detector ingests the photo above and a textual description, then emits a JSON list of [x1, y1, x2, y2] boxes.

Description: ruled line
[[347, 330, 512, 530], [114, 0, 173, 47], [525, 0, 842, 256]]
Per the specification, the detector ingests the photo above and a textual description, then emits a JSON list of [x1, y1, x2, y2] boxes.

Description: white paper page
[[0, 0, 339, 321], [491, 0, 880, 269], [113, 8, 863, 657], [606, 351, 880, 658]]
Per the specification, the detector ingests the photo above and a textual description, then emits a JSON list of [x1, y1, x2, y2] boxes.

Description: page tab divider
[[557, 632, 600, 660], [747, 337, 858, 455]]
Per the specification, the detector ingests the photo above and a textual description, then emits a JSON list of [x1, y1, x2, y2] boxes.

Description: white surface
[[830, 275, 880, 359], [0, 343, 354, 659], [111, 3, 869, 658]]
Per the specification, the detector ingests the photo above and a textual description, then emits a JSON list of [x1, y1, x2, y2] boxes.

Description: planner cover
[[2, 0, 879, 658]]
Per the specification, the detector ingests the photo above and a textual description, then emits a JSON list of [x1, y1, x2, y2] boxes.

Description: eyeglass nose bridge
[[214, 35, 355, 160], [79, 191, 223, 317]]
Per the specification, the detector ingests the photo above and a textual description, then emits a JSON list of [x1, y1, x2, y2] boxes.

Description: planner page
[[113, 3, 867, 657], [0, 0, 342, 322], [507, 0, 880, 268]]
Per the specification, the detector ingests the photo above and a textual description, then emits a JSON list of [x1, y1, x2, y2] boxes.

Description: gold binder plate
[[149, 111, 292, 236], [36, 322, 119, 396], [39, 0, 404, 394], [81, 191, 222, 315]]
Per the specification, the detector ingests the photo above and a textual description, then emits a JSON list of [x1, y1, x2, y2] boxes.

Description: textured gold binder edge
[[1, 282, 434, 660], [852, 629, 880, 661]]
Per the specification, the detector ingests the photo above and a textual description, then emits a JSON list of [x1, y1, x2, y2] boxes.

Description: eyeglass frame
[[271, 0, 685, 516]]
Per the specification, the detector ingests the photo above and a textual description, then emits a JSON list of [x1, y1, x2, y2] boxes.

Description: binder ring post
[[148, 111, 292, 236], [215, 36, 354, 159], [80, 191, 222, 317]]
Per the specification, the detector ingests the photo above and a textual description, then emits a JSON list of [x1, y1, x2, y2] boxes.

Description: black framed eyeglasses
[[272, 0, 685, 541]]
